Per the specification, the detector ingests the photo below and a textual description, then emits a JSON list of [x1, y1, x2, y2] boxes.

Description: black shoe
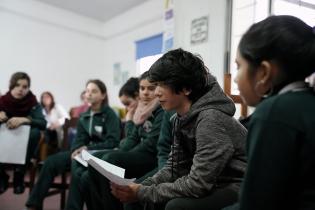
[[13, 170, 25, 194], [0, 173, 9, 194]]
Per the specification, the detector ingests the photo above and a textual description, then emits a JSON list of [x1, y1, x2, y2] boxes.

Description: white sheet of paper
[[74, 149, 107, 167], [81, 150, 125, 177], [0, 124, 30, 164], [74, 153, 88, 167], [81, 150, 135, 185], [88, 159, 136, 186]]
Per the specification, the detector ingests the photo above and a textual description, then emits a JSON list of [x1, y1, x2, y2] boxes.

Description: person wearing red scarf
[[0, 72, 46, 194]]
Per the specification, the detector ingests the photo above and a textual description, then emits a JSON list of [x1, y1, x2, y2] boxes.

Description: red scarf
[[0, 91, 38, 117]]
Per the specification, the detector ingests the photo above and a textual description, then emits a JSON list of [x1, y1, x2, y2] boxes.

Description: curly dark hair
[[148, 48, 210, 102]]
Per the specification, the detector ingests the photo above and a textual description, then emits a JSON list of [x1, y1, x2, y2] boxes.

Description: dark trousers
[[85, 150, 157, 210], [125, 183, 240, 210], [66, 151, 106, 210], [26, 151, 71, 209]]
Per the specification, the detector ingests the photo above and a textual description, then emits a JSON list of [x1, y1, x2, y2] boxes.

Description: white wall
[[101, 0, 228, 105], [0, 0, 164, 109], [0, 0, 107, 110], [174, 0, 227, 87], [101, 0, 164, 106], [0, 0, 228, 109]]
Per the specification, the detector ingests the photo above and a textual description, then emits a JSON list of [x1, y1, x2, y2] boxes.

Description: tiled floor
[[0, 187, 62, 210], [0, 172, 65, 210]]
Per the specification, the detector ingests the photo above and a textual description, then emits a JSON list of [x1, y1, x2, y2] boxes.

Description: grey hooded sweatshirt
[[137, 75, 247, 204]]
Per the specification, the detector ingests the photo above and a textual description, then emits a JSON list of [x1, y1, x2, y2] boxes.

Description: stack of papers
[[75, 150, 135, 186]]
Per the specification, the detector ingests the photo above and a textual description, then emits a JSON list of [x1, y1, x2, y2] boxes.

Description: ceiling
[[35, 0, 149, 22]]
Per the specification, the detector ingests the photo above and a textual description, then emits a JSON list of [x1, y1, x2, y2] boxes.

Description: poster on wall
[[162, 0, 174, 52], [113, 62, 121, 86], [113, 62, 129, 86], [191, 16, 209, 45]]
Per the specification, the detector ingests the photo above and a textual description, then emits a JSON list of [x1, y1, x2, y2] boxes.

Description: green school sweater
[[71, 105, 121, 152], [156, 111, 174, 169], [120, 106, 164, 155], [29, 104, 47, 130], [238, 89, 315, 210]]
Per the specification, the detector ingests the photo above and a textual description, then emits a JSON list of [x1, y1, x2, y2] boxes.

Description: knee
[[102, 152, 124, 166], [165, 198, 183, 210], [80, 171, 89, 190], [71, 161, 82, 178], [103, 153, 120, 165], [29, 128, 41, 143], [42, 155, 59, 174]]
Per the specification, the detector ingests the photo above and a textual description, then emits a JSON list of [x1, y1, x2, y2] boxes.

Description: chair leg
[[60, 173, 67, 210], [28, 162, 37, 193]]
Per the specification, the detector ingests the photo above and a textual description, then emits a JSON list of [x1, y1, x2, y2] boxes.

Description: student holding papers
[[25, 79, 120, 210], [111, 49, 247, 210], [0, 72, 46, 195]]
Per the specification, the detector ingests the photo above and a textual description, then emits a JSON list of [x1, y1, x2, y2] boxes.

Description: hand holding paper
[[74, 152, 88, 167], [110, 182, 140, 203]]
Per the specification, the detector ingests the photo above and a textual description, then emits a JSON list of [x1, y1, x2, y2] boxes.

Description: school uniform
[[26, 104, 121, 210], [134, 111, 174, 183], [0, 91, 46, 194], [124, 111, 174, 210], [226, 82, 315, 210], [84, 105, 165, 210], [0, 102, 46, 167]]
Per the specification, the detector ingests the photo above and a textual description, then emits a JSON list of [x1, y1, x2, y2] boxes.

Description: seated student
[[124, 110, 174, 210], [40, 91, 69, 150], [118, 77, 140, 139], [119, 77, 139, 116], [25, 79, 121, 210], [69, 90, 89, 119], [0, 72, 46, 194], [110, 49, 247, 210], [69, 71, 164, 210], [67, 91, 89, 149], [223, 15, 315, 210]]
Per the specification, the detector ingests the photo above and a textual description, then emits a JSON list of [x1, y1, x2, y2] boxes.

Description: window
[[229, 0, 269, 95], [228, 0, 315, 95], [272, 0, 315, 26], [135, 34, 163, 75]]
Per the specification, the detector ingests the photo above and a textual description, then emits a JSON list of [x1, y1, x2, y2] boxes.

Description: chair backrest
[[62, 117, 79, 150], [224, 73, 248, 118]]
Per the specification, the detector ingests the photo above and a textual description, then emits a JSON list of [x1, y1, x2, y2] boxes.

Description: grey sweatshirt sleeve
[[137, 110, 236, 203], [140, 148, 175, 186]]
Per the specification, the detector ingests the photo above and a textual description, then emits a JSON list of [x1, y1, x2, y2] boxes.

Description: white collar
[[278, 81, 308, 95]]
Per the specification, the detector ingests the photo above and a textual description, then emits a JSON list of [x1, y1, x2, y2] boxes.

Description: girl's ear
[[257, 61, 272, 84], [254, 60, 277, 96], [102, 93, 107, 101]]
